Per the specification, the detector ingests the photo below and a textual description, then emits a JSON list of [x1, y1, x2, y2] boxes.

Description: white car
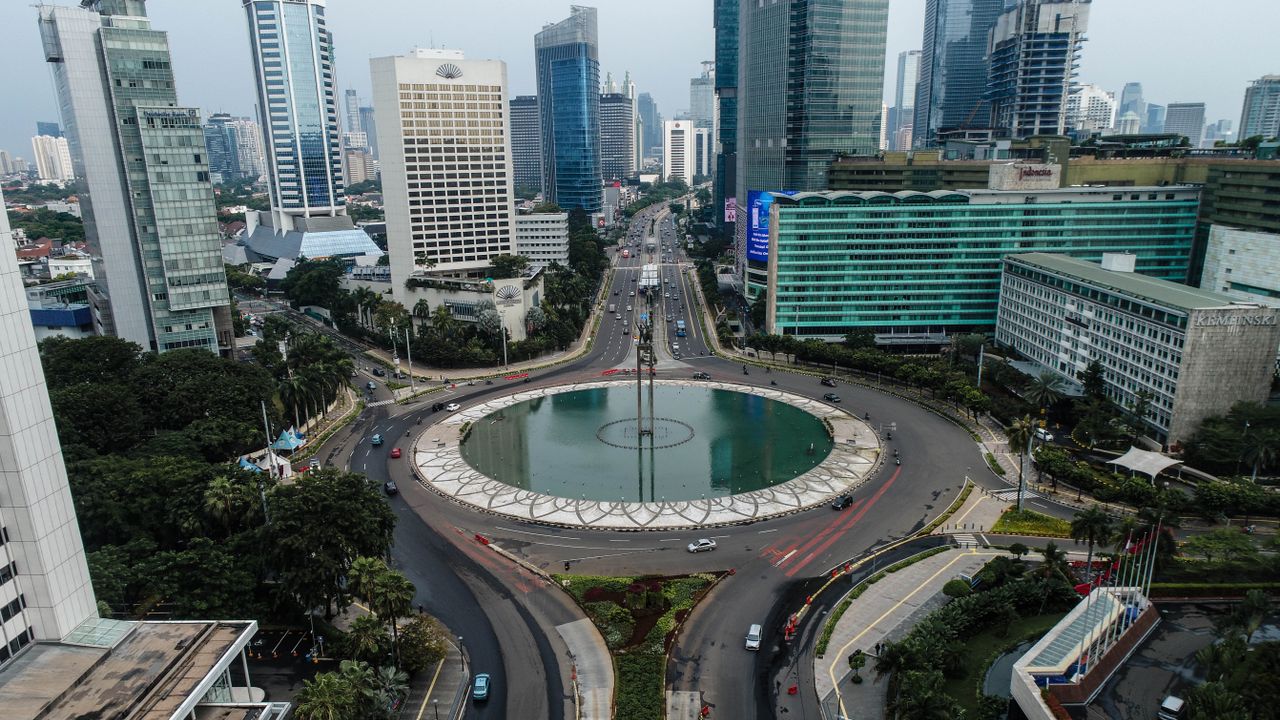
[[445, 403, 461, 412], [687, 538, 717, 553], [1035, 427, 1054, 442]]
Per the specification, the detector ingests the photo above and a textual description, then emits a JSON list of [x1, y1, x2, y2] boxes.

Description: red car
[[390, 448, 402, 459]]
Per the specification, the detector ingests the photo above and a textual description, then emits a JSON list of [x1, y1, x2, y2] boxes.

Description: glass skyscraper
[[39, 0, 232, 354], [913, 0, 1003, 148], [986, 0, 1091, 139], [535, 6, 602, 213], [714, 0, 738, 237], [736, 0, 889, 295], [239, 0, 381, 262]]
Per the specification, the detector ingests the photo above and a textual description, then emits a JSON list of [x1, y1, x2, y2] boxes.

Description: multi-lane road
[[295, 196, 1076, 720]]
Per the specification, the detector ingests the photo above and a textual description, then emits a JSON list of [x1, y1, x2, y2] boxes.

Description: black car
[[831, 494, 854, 510], [371, 367, 387, 377], [692, 371, 710, 380], [821, 377, 838, 387], [383, 480, 399, 496], [823, 393, 841, 402]]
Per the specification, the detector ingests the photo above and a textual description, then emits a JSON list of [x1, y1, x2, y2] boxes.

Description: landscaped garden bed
[[991, 508, 1070, 537]]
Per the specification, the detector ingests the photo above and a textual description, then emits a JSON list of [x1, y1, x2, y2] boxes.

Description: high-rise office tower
[[36, 121, 62, 138], [737, 0, 889, 294], [30, 135, 74, 182], [39, 0, 233, 354], [344, 87, 361, 134], [535, 6, 602, 213], [600, 91, 636, 181], [510, 95, 542, 192], [892, 50, 920, 149], [371, 48, 515, 297], [1165, 102, 1206, 146], [1118, 82, 1146, 124], [663, 120, 693, 186], [203, 112, 240, 183], [1066, 83, 1116, 133], [637, 92, 662, 160], [1239, 75, 1280, 141], [690, 61, 716, 161], [0, 187, 13, 249], [358, 106, 378, 159], [913, 0, 1003, 148], [987, 0, 1091, 138], [623, 71, 642, 172], [1145, 104, 1166, 134], [1115, 111, 1142, 135], [240, 0, 380, 262], [713, 0, 738, 236], [0, 184, 98, 650], [0, 151, 13, 176], [694, 127, 712, 179]]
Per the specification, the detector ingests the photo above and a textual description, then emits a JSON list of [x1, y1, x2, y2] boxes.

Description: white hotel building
[[995, 253, 1280, 445], [515, 211, 570, 267]]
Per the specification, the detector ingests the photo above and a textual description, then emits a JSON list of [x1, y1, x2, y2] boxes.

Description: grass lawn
[[943, 612, 1065, 715], [991, 508, 1070, 537]]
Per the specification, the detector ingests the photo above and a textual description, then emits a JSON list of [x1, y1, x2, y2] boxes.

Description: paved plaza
[[410, 379, 883, 529]]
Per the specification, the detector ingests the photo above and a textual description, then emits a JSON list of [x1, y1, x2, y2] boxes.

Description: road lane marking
[[785, 470, 901, 578], [774, 549, 797, 567], [757, 528, 779, 534], [496, 526, 582, 541]]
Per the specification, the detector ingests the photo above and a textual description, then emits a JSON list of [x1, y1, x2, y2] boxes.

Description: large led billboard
[[745, 190, 796, 263]]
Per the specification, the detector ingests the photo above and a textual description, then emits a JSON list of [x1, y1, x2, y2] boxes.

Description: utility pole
[[257, 401, 273, 522], [404, 326, 415, 395]]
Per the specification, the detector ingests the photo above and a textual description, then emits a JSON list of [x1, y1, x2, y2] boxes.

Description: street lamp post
[[404, 326, 415, 395], [433, 699, 439, 719]]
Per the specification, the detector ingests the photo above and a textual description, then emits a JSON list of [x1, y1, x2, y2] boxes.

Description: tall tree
[[294, 672, 356, 720], [1070, 506, 1115, 583], [1023, 370, 1066, 411], [1008, 415, 1036, 510]]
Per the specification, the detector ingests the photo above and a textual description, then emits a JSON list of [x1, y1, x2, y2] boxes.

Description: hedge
[[990, 509, 1070, 538], [985, 452, 1006, 476]]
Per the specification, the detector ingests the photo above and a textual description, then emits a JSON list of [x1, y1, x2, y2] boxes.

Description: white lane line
[[495, 526, 582, 541], [774, 549, 797, 567], [758, 528, 780, 534], [709, 535, 731, 539], [607, 539, 631, 543], [657, 538, 686, 543]]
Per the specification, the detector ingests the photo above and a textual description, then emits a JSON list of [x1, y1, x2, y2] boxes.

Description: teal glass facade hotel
[[764, 186, 1201, 339]]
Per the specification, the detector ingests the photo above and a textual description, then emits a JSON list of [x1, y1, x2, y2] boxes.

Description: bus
[[675, 320, 686, 337]]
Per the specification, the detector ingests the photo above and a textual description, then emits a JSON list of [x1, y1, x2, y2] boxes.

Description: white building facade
[[1201, 224, 1280, 307], [1067, 83, 1117, 133], [663, 120, 693, 186], [996, 252, 1280, 444], [30, 135, 74, 183], [515, 212, 569, 267], [372, 49, 516, 306]]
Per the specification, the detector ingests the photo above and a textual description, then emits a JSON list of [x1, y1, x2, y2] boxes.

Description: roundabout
[[410, 379, 883, 529]]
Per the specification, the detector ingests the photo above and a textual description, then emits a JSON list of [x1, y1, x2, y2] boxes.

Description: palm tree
[[371, 570, 416, 668], [372, 664, 409, 704], [1070, 506, 1115, 584], [294, 672, 355, 720], [1036, 542, 1071, 582], [412, 298, 431, 323], [278, 374, 312, 430], [1242, 428, 1280, 482], [1007, 415, 1035, 511], [1188, 681, 1250, 720], [203, 476, 248, 537], [431, 305, 456, 341], [1023, 371, 1066, 410], [347, 556, 386, 605], [346, 614, 387, 664]]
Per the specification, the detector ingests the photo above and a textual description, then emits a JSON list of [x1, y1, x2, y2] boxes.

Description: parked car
[[1035, 427, 1054, 442], [823, 393, 841, 403], [370, 434, 383, 446], [687, 538, 717, 553], [472, 673, 491, 702], [445, 403, 461, 412], [821, 377, 838, 387], [308, 458, 321, 469], [390, 448, 402, 459], [831, 494, 854, 510], [383, 480, 398, 495]]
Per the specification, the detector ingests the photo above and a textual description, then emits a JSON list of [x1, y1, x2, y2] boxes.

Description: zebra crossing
[[990, 487, 1040, 503], [367, 398, 396, 407], [953, 533, 981, 548]]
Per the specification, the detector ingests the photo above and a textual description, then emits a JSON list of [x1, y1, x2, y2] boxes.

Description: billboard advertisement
[[746, 190, 796, 263], [724, 197, 737, 223]]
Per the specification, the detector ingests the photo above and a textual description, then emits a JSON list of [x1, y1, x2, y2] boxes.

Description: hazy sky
[[1, 1, 1273, 158]]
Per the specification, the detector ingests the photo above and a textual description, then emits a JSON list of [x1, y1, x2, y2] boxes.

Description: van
[[1157, 696, 1184, 719], [1035, 427, 1054, 442], [745, 624, 762, 651]]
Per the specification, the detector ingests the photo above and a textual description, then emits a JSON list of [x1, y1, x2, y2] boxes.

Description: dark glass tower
[[736, 0, 889, 294], [713, 0, 738, 237], [535, 6, 602, 213], [913, 0, 1004, 148]]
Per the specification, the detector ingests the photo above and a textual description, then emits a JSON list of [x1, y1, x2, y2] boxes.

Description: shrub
[[991, 509, 1070, 537], [398, 615, 447, 675], [943, 578, 973, 597], [583, 601, 635, 651], [985, 452, 1005, 476]]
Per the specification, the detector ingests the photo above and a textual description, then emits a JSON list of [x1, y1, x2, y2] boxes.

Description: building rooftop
[[0, 620, 254, 720], [775, 185, 1197, 206], [1007, 252, 1249, 311]]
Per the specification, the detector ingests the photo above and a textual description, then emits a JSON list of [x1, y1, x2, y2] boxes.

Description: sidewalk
[[815, 548, 1002, 720], [400, 639, 466, 720], [932, 487, 1010, 535]]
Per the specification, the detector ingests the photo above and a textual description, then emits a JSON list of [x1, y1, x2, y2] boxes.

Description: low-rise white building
[[515, 212, 569, 267], [995, 252, 1280, 445]]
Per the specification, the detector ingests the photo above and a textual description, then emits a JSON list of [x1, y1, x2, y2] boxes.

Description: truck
[[675, 320, 687, 337], [608, 304, 616, 313]]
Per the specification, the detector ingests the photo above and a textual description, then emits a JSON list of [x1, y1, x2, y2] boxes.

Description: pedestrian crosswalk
[[953, 533, 980, 548], [367, 398, 396, 407], [990, 487, 1040, 503]]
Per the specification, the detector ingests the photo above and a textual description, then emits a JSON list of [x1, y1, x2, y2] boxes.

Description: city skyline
[[1, 1, 1275, 157]]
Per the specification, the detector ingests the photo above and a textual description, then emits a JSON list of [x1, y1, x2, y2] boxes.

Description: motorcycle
[[770, 380, 778, 386], [895, 457, 900, 466]]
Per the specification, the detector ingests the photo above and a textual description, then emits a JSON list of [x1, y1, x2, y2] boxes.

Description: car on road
[[692, 372, 710, 379], [613, 290, 619, 295], [745, 624, 762, 651], [687, 538, 717, 553], [472, 673, 491, 702], [823, 393, 841, 403], [371, 367, 386, 377], [831, 494, 854, 510], [622, 326, 630, 334], [1035, 427, 1054, 442], [445, 403, 461, 412], [309, 458, 321, 469], [390, 448, 402, 459], [629, 291, 635, 296], [383, 480, 398, 495], [367, 381, 377, 391], [821, 377, 838, 387], [371, 434, 383, 446]]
